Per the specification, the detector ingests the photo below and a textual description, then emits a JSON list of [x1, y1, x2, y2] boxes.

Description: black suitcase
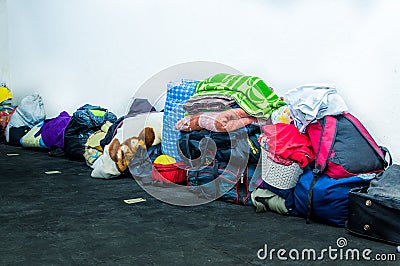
[[347, 186, 400, 245]]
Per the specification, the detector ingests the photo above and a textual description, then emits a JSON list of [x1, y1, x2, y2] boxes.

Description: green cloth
[[194, 73, 286, 118], [89, 109, 106, 117]]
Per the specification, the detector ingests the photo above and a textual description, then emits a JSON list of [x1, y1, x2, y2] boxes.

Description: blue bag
[[291, 170, 371, 227], [162, 79, 198, 160]]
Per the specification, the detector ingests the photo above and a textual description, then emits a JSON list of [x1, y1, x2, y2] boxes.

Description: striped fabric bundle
[[194, 73, 286, 119]]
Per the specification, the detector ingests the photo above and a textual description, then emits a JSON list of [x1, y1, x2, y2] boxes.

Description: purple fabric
[[39, 111, 71, 149]]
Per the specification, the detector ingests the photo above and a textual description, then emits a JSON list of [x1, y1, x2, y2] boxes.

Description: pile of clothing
[[157, 75, 390, 227], [175, 73, 286, 133], [167, 74, 287, 204], [250, 84, 389, 227], [2, 74, 392, 230]]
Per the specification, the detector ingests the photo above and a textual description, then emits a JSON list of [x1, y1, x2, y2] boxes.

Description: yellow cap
[[154, 154, 177, 165], [0, 86, 12, 103]]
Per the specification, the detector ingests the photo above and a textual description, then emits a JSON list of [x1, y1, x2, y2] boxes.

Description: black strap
[[213, 161, 219, 182], [315, 117, 327, 171], [306, 169, 320, 224], [183, 133, 192, 166], [379, 146, 392, 167]]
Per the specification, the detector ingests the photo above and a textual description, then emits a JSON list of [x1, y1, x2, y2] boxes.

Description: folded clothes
[[174, 114, 201, 131], [194, 73, 286, 118], [175, 108, 267, 132], [183, 94, 237, 115]]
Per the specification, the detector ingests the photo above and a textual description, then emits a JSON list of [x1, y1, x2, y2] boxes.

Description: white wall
[[4, 0, 400, 162], [0, 0, 9, 82]]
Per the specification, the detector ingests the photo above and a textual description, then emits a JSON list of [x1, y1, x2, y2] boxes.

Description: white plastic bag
[[6, 93, 46, 142]]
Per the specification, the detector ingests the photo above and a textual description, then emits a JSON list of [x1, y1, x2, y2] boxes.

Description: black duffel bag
[[347, 164, 400, 245], [177, 124, 261, 168]]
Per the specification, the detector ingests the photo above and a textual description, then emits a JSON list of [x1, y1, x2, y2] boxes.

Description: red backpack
[[305, 112, 391, 224], [306, 112, 390, 179]]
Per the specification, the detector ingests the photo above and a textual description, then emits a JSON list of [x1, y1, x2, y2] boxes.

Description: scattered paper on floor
[[124, 198, 146, 204], [45, 170, 62, 174]]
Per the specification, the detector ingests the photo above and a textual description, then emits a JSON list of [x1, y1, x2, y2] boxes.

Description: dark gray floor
[[0, 144, 398, 265]]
